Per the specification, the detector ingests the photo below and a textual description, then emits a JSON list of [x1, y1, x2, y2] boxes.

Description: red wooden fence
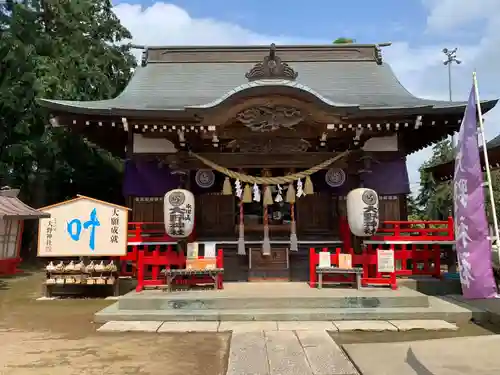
[[309, 247, 398, 290], [310, 217, 455, 289], [135, 245, 223, 292], [372, 217, 454, 242], [123, 217, 454, 291]]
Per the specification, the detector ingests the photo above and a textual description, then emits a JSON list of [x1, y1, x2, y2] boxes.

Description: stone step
[[96, 320, 459, 333], [118, 294, 430, 310], [95, 296, 487, 324]]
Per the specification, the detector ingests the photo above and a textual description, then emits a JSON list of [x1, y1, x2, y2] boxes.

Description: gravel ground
[[0, 271, 229, 375]]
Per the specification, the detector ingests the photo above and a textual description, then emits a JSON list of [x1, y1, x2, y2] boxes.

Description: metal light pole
[[443, 48, 462, 148]]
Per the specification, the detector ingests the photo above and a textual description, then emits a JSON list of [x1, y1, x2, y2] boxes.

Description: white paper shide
[[164, 189, 195, 238]]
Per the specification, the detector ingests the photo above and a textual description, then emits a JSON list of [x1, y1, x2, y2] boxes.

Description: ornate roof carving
[[245, 44, 298, 81], [235, 105, 304, 132], [227, 139, 311, 153]]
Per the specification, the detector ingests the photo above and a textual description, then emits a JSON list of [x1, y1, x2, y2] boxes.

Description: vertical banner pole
[[473, 72, 500, 262]]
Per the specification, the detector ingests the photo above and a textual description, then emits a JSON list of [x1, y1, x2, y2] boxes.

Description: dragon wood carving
[[235, 105, 304, 132], [227, 138, 311, 153]]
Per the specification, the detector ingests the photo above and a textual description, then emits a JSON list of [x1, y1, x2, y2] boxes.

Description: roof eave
[[37, 99, 114, 116], [2, 212, 51, 220]]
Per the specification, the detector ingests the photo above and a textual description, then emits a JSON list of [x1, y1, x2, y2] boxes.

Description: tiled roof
[[38, 44, 497, 115], [0, 190, 50, 220]]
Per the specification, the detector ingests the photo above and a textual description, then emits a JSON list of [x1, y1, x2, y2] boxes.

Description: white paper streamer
[[252, 183, 261, 202], [235, 179, 243, 198], [296, 179, 305, 197], [275, 184, 283, 202]]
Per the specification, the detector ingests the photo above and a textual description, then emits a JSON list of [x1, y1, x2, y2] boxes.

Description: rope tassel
[[304, 176, 314, 195], [242, 184, 252, 203], [222, 177, 232, 195], [286, 183, 296, 203], [263, 186, 273, 206], [237, 200, 245, 255]]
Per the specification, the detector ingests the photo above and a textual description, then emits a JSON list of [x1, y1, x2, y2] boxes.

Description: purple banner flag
[[453, 83, 498, 299]]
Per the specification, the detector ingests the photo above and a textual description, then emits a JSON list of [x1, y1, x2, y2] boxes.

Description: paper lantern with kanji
[[164, 189, 195, 238], [346, 188, 379, 237]]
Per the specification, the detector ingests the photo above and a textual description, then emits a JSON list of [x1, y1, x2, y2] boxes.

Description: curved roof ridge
[[186, 79, 359, 109]]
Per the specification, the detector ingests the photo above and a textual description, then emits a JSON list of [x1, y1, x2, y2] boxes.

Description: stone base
[[94, 283, 487, 325], [96, 320, 458, 333]]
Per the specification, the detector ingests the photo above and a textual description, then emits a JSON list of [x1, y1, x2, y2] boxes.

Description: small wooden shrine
[[0, 187, 50, 275], [38, 43, 498, 281]]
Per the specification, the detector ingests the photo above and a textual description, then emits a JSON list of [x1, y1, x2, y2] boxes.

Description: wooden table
[[162, 268, 224, 292], [316, 267, 363, 290]]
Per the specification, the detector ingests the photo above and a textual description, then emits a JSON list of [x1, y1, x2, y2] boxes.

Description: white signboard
[[377, 249, 395, 273], [318, 252, 332, 268], [37, 195, 129, 257], [204, 242, 216, 258]]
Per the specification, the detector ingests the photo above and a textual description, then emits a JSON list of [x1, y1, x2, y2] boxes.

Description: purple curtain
[[313, 157, 410, 195], [122, 157, 410, 197]]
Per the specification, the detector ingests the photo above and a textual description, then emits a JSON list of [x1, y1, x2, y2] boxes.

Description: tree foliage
[[333, 37, 356, 44], [417, 138, 500, 224], [0, 0, 136, 255], [416, 140, 454, 220]]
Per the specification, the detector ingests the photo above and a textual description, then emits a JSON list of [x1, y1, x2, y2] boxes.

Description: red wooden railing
[[121, 222, 195, 276], [309, 247, 398, 290], [123, 217, 454, 291], [372, 217, 454, 242], [135, 245, 223, 292], [312, 217, 456, 288]]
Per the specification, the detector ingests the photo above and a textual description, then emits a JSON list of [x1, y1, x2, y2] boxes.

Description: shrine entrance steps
[[94, 282, 486, 324]]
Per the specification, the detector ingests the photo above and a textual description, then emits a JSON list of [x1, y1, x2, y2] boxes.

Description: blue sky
[[114, 0, 428, 43], [111, 0, 500, 191]]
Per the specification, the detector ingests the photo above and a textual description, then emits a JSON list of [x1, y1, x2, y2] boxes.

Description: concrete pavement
[[227, 330, 359, 375], [344, 335, 500, 375]]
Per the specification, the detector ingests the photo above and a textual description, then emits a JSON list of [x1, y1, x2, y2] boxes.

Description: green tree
[[417, 140, 454, 220], [333, 37, 356, 44], [483, 170, 500, 226], [0, 0, 135, 256], [407, 194, 423, 220]]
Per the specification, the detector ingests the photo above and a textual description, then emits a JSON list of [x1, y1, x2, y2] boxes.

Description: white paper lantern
[[164, 189, 195, 238], [346, 188, 379, 237]]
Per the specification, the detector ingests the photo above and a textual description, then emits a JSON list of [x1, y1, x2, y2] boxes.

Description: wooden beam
[[132, 151, 404, 169]]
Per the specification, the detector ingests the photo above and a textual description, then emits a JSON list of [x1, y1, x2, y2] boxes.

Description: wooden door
[[195, 193, 235, 237], [249, 247, 289, 281], [379, 196, 402, 222], [130, 197, 164, 222], [296, 192, 333, 234]]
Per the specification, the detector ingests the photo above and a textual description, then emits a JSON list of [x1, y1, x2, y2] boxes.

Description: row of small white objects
[[46, 275, 116, 285], [46, 260, 117, 273], [234, 179, 305, 202]]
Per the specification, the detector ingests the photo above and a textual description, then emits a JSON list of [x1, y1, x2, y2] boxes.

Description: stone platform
[[94, 282, 486, 324], [344, 335, 500, 375]]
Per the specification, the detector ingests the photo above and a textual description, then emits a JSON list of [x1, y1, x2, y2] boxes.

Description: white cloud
[[394, 0, 500, 188], [113, 3, 327, 47], [113, 1, 500, 192]]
